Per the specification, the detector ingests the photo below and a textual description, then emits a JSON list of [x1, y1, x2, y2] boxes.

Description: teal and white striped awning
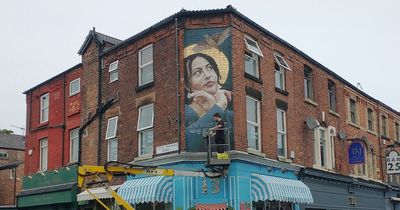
[[251, 173, 313, 204], [118, 176, 173, 204]]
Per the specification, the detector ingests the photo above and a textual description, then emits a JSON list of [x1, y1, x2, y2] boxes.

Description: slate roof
[[0, 134, 25, 150], [78, 30, 122, 55]]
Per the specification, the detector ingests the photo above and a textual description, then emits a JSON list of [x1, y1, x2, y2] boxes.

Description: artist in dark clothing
[[212, 113, 225, 153]]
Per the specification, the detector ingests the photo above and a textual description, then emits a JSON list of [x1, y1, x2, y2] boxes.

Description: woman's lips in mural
[[204, 81, 215, 88]]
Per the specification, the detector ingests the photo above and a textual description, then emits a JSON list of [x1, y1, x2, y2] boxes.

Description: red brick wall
[[24, 66, 82, 175]]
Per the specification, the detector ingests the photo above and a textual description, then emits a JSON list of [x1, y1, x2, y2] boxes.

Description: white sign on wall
[[156, 142, 178, 155], [386, 151, 400, 174]]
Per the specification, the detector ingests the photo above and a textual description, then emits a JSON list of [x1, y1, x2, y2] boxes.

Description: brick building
[[0, 134, 24, 208], [18, 5, 400, 210], [17, 64, 83, 210]]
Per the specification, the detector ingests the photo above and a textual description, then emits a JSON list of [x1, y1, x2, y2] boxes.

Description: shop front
[[117, 152, 314, 210]]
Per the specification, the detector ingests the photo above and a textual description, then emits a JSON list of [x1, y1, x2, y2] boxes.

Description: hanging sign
[[386, 150, 400, 174], [348, 141, 365, 164]]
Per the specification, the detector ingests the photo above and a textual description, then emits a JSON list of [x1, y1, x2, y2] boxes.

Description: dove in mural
[[193, 27, 231, 52]]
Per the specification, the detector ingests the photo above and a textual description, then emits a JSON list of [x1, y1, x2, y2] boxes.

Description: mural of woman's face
[[189, 56, 218, 95]]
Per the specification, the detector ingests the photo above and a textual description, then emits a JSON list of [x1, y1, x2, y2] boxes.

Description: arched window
[[313, 125, 336, 170], [351, 138, 376, 179]]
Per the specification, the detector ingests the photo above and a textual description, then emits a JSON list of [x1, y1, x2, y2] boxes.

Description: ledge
[[244, 73, 263, 84], [275, 87, 289, 96], [135, 81, 154, 92], [134, 154, 153, 161], [247, 148, 266, 157], [304, 98, 318, 107], [347, 121, 360, 129], [278, 156, 293, 164], [329, 110, 340, 117]]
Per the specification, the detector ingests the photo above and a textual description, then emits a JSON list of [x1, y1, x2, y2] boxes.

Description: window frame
[[274, 63, 286, 90], [395, 122, 400, 141], [138, 44, 154, 86], [106, 116, 118, 140], [246, 96, 261, 151], [313, 126, 336, 170], [276, 108, 287, 158], [367, 108, 375, 132], [244, 35, 263, 57], [349, 98, 358, 124], [69, 78, 80, 96], [244, 52, 259, 78], [381, 114, 388, 137], [40, 93, 49, 123], [328, 80, 336, 112], [9, 168, 15, 180], [39, 138, 48, 171], [137, 104, 154, 157], [0, 150, 8, 158], [107, 138, 118, 161], [303, 67, 314, 101], [273, 52, 291, 71], [109, 60, 119, 83], [69, 128, 79, 163]]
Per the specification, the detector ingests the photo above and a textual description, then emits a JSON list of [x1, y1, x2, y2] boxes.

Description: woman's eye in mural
[[206, 64, 213, 72], [192, 68, 202, 78]]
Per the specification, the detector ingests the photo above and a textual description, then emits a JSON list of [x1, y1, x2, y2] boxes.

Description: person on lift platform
[[212, 113, 228, 159]]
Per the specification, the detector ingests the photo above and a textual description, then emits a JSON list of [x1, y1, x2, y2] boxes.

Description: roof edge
[[23, 63, 82, 94]]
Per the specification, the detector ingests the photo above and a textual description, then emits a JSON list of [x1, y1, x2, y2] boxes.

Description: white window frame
[[109, 60, 119, 83], [137, 104, 154, 157], [69, 78, 80, 96], [106, 116, 118, 140], [40, 93, 49, 123], [108, 138, 118, 161], [69, 128, 79, 163], [273, 52, 291, 71], [246, 96, 261, 151], [313, 126, 336, 170], [39, 138, 48, 171], [138, 44, 154, 86], [395, 122, 400, 141], [275, 63, 285, 90], [244, 35, 263, 57], [244, 52, 259, 78], [0, 150, 8, 158], [276, 109, 287, 158]]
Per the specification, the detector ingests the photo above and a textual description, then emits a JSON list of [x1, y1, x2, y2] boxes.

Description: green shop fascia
[[17, 165, 78, 210]]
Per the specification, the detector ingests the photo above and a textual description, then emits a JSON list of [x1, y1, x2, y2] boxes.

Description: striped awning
[[251, 173, 313, 204], [118, 176, 173, 204], [77, 185, 120, 201]]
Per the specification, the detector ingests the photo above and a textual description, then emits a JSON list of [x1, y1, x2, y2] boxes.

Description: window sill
[[329, 110, 340, 117], [381, 135, 390, 141], [109, 79, 118, 84], [134, 153, 153, 161], [312, 165, 335, 172], [69, 92, 80, 97], [244, 73, 263, 84], [367, 130, 378, 136], [275, 87, 289, 96], [304, 98, 318, 107], [135, 81, 154, 92], [278, 156, 292, 163], [347, 121, 360, 129], [247, 148, 266, 157]]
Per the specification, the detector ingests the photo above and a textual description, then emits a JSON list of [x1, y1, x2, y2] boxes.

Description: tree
[[0, 129, 14, 134]]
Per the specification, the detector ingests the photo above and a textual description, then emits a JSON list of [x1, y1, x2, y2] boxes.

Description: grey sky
[[1, 0, 399, 135]]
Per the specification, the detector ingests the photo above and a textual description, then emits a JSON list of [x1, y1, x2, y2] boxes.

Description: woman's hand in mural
[[191, 90, 216, 112], [215, 89, 232, 110]]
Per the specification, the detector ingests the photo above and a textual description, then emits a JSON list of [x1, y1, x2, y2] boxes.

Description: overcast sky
[[0, 0, 399, 135]]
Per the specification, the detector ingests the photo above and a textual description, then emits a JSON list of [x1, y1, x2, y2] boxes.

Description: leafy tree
[[0, 129, 14, 134]]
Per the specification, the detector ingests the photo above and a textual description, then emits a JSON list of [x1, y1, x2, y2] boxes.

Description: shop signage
[[386, 150, 400, 174], [348, 142, 365, 164], [156, 142, 178, 155]]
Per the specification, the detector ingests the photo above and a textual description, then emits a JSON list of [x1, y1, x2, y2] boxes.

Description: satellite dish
[[306, 116, 319, 129], [338, 130, 347, 140]]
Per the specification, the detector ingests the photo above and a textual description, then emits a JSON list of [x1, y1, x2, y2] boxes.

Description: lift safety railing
[[204, 127, 231, 166]]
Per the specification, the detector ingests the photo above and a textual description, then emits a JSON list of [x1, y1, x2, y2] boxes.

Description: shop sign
[[387, 150, 400, 174], [348, 142, 365, 164]]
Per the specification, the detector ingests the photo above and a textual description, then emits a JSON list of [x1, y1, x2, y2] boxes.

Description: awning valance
[[251, 173, 313, 204], [77, 185, 120, 201], [118, 176, 173, 204]]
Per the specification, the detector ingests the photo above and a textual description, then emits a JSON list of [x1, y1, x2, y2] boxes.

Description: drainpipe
[[61, 73, 66, 166], [377, 103, 385, 182], [175, 17, 181, 153]]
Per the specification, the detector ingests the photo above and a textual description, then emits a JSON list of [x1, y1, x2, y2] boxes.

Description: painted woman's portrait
[[184, 28, 233, 152]]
